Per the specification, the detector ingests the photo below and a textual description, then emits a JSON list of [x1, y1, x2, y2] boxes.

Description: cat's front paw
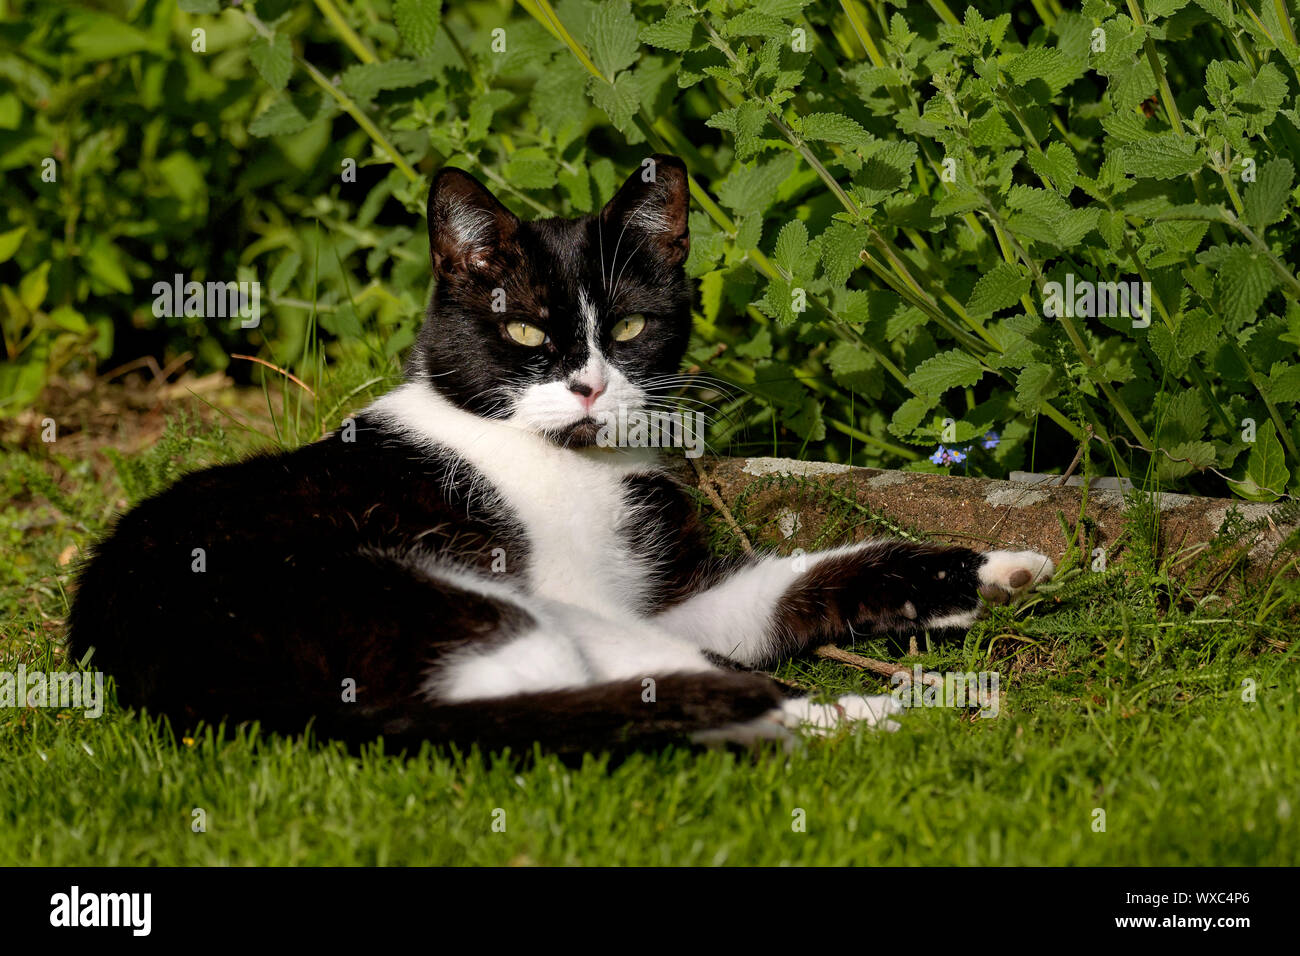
[[975, 549, 1055, 607]]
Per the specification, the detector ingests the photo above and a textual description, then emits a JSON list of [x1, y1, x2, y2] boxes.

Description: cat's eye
[[505, 321, 548, 347], [612, 314, 646, 342]]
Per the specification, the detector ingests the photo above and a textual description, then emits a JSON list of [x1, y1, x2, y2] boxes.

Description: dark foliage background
[[4, 0, 1300, 499]]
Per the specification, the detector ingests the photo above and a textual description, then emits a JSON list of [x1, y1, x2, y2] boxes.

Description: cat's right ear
[[426, 166, 519, 275]]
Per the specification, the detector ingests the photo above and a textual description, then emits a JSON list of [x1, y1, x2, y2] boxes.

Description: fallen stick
[[812, 644, 943, 687]]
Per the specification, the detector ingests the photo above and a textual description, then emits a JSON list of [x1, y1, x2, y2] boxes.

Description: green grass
[[2, 393, 1299, 866]]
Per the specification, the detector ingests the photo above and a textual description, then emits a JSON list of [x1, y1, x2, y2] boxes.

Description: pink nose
[[569, 380, 606, 410]]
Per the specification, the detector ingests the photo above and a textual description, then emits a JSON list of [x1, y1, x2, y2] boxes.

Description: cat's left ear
[[600, 154, 690, 267]]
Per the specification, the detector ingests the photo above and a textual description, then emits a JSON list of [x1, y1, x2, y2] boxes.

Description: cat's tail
[[318, 670, 788, 755]]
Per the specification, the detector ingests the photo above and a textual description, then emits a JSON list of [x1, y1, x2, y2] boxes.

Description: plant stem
[[311, 0, 376, 64]]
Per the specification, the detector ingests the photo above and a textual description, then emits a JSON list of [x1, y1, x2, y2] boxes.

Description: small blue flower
[[930, 446, 948, 465], [949, 447, 968, 463], [982, 431, 1000, 450]]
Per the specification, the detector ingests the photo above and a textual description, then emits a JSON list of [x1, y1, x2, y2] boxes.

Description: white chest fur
[[368, 383, 657, 618]]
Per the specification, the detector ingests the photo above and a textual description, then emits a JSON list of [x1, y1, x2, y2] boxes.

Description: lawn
[[1, 377, 1296, 866]]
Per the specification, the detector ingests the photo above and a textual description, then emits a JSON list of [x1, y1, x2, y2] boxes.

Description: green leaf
[[1145, 0, 1190, 17], [19, 261, 49, 311], [1005, 47, 1066, 84], [966, 263, 1030, 318], [757, 275, 799, 324], [933, 187, 983, 217], [0, 227, 25, 264], [587, 0, 640, 79], [716, 153, 799, 215], [907, 349, 984, 397], [254, 0, 296, 20], [772, 220, 809, 278], [249, 97, 312, 137], [1014, 363, 1058, 409], [466, 89, 514, 142], [502, 152, 559, 190], [341, 60, 430, 105], [393, 0, 441, 58], [558, 164, 593, 212], [827, 341, 881, 393], [1229, 420, 1290, 501], [853, 140, 916, 206], [889, 394, 936, 438], [269, 250, 301, 298], [47, 305, 87, 333], [587, 72, 640, 133], [1243, 158, 1294, 231], [969, 109, 1018, 148], [1214, 244, 1277, 328], [722, 10, 787, 38], [783, 395, 825, 441], [1266, 362, 1300, 403], [249, 32, 293, 92], [706, 102, 769, 161], [734, 326, 772, 359], [800, 112, 873, 148], [83, 236, 132, 294], [819, 220, 868, 285], [1026, 141, 1078, 194], [1117, 133, 1204, 179], [640, 15, 706, 52]]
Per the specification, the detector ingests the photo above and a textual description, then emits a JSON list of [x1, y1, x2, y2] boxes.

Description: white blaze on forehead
[[573, 288, 607, 391], [491, 284, 646, 434], [578, 288, 599, 347]]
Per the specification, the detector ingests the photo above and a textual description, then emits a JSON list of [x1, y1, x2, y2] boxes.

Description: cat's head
[[411, 154, 692, 447]]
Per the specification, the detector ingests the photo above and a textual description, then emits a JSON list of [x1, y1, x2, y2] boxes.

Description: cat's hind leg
[[422, 592, 902, 748], [333, 670, 793, 755]]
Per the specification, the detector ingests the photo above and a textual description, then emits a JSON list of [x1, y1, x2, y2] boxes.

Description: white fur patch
[[370, 383, 660, 619], [654, 542, 885, 666], [443, 198, 495, 265], [432, 599, 715, 702], [923, 549, 1055, 630], [979, 549, 1055, 591], [778, 694, 903, 734]]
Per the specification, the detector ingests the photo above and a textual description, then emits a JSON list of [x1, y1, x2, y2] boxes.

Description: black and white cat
[[69, 155, 1054, 753]]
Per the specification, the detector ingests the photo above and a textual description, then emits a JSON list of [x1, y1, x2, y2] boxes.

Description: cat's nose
[[568, 379, 606, 410]]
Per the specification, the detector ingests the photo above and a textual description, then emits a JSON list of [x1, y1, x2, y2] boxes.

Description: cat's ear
[[427, 166, 519, 274], [600, 154, 690, 267]]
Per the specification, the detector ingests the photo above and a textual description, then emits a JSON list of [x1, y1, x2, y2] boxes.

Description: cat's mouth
[[552, 417, 603, 448]]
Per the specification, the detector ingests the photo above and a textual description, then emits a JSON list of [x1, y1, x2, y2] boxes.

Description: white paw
[[977, 549, 1054, 606], [777, 694, 904, 735], [690, 712, 798, 751]]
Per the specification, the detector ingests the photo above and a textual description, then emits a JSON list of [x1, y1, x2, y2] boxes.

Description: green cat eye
[[506, 321, 547, 347], [612, 314, 646, 342]]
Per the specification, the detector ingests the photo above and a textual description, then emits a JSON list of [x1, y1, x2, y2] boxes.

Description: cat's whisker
[[641, 373, 747, 396], [643, 382, 741, 402], [598, 214, 608, 293]]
